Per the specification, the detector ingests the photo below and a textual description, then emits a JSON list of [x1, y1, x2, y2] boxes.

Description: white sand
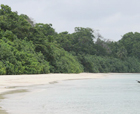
[[0, 73, 109, 94]]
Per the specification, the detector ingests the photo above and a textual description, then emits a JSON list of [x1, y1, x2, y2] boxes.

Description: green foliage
[[3, 30, 17, 41], [1, 4, 140, 75], [48, 47, 83, 73], [71, 27, 96, 55], [55, 31, 72, 52], [0, 61, 6, 74], [78, 54, 140, 73], [118, 32, 140, 59], [95, 38, 111, 56], [0, 4, 12, 15], [0, 37, 50, 74], [55, 27, 96, 55], [116, 46, 127, 60]]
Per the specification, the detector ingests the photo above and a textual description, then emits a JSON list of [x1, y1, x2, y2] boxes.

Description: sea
[[0, 73, 140, 114]]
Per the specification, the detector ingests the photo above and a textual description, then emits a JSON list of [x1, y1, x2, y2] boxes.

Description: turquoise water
[[1, 74, 140, 114]]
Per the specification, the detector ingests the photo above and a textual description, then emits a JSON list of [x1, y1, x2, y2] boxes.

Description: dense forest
[[0, 4, 140, 75]]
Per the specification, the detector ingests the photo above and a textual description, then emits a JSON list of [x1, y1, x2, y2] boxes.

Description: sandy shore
[[0, 73, 109, 94], [0, 73, 110, 114]]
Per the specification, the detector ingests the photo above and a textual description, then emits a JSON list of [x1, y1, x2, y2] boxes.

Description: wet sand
[[0, 73, 109, 114]]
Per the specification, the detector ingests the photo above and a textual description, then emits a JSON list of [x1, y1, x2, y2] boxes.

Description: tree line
[[0, 4, 140, 74]]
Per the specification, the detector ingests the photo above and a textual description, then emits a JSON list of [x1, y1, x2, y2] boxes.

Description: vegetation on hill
[[0, 4, 140, 74]]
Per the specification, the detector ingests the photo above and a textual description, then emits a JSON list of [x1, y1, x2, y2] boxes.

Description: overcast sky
[[1, 0, 140, 41]]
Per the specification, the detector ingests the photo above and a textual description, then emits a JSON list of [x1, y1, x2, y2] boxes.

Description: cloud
[[1, 0, 140, 41]]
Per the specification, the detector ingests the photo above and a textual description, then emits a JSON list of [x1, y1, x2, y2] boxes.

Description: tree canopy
[[0, 4, 140, 74]]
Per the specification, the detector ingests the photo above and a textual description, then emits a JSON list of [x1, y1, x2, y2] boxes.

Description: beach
[[0, 73, 108, 94], [0, 73, 109, 114]]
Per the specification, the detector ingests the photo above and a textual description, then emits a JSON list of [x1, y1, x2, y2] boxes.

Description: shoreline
[[0, 73, 110, 94], [0, 73, 113, 114]]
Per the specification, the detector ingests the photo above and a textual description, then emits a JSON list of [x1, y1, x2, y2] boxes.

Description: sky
[[0, 0, 140, 41]]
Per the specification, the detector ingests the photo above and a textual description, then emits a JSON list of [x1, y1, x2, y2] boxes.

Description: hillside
[[0, 4, 140, 74]]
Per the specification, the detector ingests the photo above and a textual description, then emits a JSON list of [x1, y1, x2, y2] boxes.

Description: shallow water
[[1, 73, 140, 114]]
